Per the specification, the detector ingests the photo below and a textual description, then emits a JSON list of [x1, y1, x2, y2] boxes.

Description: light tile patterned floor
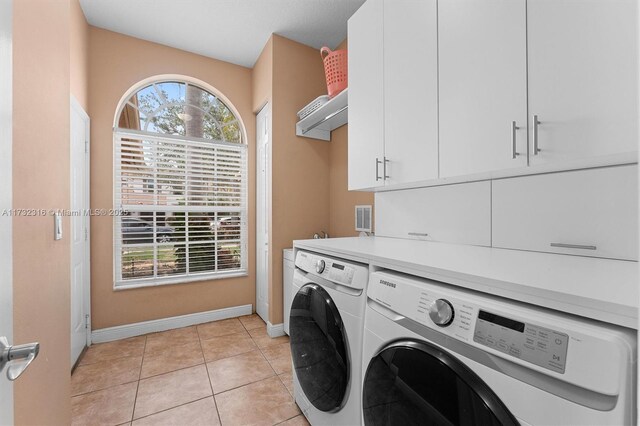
[[71, 315, 309, 426]]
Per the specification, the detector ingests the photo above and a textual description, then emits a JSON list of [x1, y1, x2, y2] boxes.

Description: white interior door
[[255, 104, 270, 322], [0, 0, 13, 421], [70, 98, 91, 367]]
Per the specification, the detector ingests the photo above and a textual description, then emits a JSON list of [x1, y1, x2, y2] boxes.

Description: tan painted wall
[[13, 0, 72, 423], [252, 36, 273, 112], [329, 123, 375, 237], [88, 28, 256, 329], [70, 0, 89, 111], [329, 38, 375, 237], [251, 35, 373, 325], [269, 35, 330, 324]]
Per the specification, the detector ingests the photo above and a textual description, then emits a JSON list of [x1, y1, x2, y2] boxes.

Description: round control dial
[[315, 259, 326, 274], [428, 299, 455, 327]]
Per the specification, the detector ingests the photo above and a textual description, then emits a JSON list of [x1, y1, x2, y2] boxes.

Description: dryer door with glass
[[363, 339, 519, 426], [290, 283, 350, 412]]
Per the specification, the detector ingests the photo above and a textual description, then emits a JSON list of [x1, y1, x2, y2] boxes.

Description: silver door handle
[[550, 243, 597, 251], [383, 157, 389, 180], [533, 115, 541, 155], [375, 158, 382, 181], [0, 337, 40, 381], [511, 121, 520, 159]]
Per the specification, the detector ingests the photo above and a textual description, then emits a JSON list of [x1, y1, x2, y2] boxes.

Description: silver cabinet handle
[[383, 157, 389, 180], [408, 232, 429, 237], [550, 243, 597, 251], [0, 337, 40, 381], [375, 158, 382, 181], [511, 121, 520, 159], [533, 115, 541, 155]]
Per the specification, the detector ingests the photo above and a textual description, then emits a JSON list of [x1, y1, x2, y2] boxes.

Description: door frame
[[255, 103, 271, 322], [0, 0, 14, 421], [70, 96, 91, 359]]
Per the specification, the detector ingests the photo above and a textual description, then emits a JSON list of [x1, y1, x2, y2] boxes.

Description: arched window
[[113, 79, 247, 288]]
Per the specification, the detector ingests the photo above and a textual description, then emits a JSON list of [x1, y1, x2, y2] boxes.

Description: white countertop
[[293, 237, 639, 329]]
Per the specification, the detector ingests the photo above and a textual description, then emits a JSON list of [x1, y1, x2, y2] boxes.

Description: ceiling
[[79, 0, 365, 68]]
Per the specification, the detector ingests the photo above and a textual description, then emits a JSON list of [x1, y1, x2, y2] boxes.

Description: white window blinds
[[114, 130, 247, 288]]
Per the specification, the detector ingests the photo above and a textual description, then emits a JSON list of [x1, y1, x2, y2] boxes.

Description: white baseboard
[[267, 321, 285, 338], [92, 304, 253, 344]]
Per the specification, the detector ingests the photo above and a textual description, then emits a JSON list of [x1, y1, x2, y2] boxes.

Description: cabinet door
[[383, 0, 438, 185], [528, 0, 639, 164], [348, 0, 385, 190], [439, 0, 528, 178], [375, 181, 491, 246], [492, 165, 638, 261]]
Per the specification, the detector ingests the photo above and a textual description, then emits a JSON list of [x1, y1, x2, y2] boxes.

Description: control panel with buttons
[[473, 310, 568, 373], [295, 251, 360, 289], [367, 270, 572, 375]]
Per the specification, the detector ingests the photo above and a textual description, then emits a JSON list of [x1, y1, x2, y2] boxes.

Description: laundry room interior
[[0, 0, 638, 425]]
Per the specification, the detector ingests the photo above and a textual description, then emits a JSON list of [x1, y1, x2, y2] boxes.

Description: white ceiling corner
[[79, 0, 365, 68]]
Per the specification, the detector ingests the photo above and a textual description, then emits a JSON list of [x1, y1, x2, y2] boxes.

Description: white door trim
[[0, 0, 14, 422], [70, 96, 91, 363], [255, 103, 271, 322]]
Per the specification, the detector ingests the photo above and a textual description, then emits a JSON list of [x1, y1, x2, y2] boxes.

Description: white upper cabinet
[[349, 0, 638, 190], [383, 0, 438, 185], [348, 0, 384, 190], [349, 0, 438, 190], [439, 0, 528, 178], [527, 0, 639, 164]]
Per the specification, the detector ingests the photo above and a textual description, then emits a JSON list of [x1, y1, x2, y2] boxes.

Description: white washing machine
[[290, 249, 369, 425], [362, 270, 636, 426]]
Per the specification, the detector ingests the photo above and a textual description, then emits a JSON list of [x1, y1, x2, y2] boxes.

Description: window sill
[[113, 270, 248, 290]]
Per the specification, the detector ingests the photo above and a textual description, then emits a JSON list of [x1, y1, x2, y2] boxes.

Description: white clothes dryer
[[361, 270, 636, 425], [290, 249, 369, 425]]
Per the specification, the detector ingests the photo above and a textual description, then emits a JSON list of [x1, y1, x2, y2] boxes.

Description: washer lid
[[290, 283, 350, 412], [363, 339, 519, 426]]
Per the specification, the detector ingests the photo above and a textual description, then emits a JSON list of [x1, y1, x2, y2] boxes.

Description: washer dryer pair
[[289, 249, 369, 426], [362, 270, 637, 425]]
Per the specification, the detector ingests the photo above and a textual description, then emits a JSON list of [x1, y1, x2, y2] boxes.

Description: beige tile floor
[[71, 315, 309, 426]]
